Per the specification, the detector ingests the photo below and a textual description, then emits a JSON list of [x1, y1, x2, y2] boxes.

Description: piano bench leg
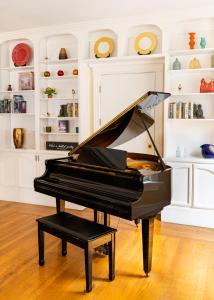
[[84, 244, 93, 292], [62, 240, 67, 256], [38, 226, 45, 266], [108, 233, 115, 281]]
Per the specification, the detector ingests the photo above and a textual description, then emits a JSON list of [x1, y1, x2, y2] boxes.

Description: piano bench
[[36, 212, 117, 293]]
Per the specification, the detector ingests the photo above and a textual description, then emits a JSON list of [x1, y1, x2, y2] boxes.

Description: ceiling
[[0, 0, 213, 32]]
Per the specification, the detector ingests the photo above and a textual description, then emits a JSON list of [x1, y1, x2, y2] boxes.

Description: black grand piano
[[34, 91, 171, 276]]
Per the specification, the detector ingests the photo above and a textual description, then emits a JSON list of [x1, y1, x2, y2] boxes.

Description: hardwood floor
[[0, 200, 213, 300]]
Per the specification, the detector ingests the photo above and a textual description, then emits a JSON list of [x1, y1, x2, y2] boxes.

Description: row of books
[[169, 102, 196, 119], [0, 96, 27, 113]]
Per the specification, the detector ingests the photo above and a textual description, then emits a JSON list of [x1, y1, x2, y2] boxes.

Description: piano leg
[[56, 198, 65, 213], [141, 217, 154, 277]]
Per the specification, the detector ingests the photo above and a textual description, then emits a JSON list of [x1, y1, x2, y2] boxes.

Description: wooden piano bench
[[36, 212, 117, 292]]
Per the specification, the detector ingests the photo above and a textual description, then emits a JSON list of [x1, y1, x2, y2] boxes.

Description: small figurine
[[44, 71, 50, 77], [196, 104, 204, 119], [178, 84, 182, 94], [7, 84, 12, 91], [200, 37, 206, 49], [189, 57, 201, 69]]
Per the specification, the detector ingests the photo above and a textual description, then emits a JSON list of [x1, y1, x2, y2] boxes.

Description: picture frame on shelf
[[19, 71, 34, 90]]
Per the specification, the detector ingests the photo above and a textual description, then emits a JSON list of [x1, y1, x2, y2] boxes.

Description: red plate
[[12, 43, 31, 66]]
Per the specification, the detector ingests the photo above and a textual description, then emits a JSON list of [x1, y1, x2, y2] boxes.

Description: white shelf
[[171, 92, 214, 96], [40, 116, 78, 119], [82, 54, 165, 64], [40, 58, 78, 64], [40, 97, 78, 101], [0, 65, 34, 71], [12, 113, 35, 116], [40, 75, 78, 80], [168, 118, 214, 121], [40, 132, 78, 135], [164, 156, 214, 164], [0, 90, 35, 93], [169, 67, 214, 73], [169, 48, 214, 56]]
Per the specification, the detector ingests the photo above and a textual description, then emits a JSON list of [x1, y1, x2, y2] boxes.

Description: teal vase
[[200, 37, 206, 49], [172, 58, 181, 70]]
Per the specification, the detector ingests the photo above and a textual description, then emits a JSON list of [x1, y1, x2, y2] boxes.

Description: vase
[[200, 37, 206, 49], [189, 32, 195, 49], [59, 48, 68, 60], [172, 58, 181, 70], [47, 94, 53, 98], [13, 128, 24, 148]]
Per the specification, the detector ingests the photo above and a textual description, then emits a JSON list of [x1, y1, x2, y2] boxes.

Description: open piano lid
[[70, 91, 170, 157]]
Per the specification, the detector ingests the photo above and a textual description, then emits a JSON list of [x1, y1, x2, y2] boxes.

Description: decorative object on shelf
[[178, 83, 182, 94], [73, 69, 78, 75], [58, 104, 68, 117], [58, 120, 69, 133], [200, 78, 214, 93], [134, 32, 157, 55], [189, 57, 201, 69], [13, 95, 24, 113], [43, 71, 50, 77], [188, 32, 196, 49], [72, 89, 76, 99], [46, 141, 78, 151], [211, 54, 214, 68], [19, 100, 27, 113], [75, 127, 79, 133], [196, 104, 204, 118], [7, 84, 12, 91], [172, 58, 181, 70], [193, 103, 197, 118], [176, 146, 181, 158], [12, 43, 31, 66], [57, 70, 64, 76], [13, 128, 24, 148], [43, 87, 57, 98], [94, 37, 114, 58], [200, 144, 214, 158], [200, 37, 206, 49], [19, 72, 34, 90], [59, 48, 68, 60], [45, 126, 52, 133]]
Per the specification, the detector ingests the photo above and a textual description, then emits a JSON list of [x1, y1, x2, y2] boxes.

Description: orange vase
[[189, 32, 196, 49]]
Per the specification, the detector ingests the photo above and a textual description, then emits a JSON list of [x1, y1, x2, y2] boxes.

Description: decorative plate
[[134, 32, 157, 55], [12, 43, 31, 66], [94, 37, 114, 58]]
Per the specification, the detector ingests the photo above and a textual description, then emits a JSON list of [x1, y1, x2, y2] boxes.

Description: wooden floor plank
[[0, 200, 213, 300]]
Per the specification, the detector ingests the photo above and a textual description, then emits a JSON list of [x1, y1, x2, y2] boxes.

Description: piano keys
[[34, 91, 172, 276]]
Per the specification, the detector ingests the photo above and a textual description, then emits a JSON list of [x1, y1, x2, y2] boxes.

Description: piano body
[[34, 91, 172, 276]]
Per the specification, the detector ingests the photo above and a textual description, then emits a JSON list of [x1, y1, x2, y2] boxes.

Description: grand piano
[[34, 91, 172, 276]]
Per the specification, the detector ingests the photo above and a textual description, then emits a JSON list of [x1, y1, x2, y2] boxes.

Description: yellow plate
[[94, 37, 114, 58], [134, 32, 157, 55]]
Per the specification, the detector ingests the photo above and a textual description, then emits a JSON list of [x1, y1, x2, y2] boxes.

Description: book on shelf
[[13, 95, 27, 113], [0, 98, 11, 113]]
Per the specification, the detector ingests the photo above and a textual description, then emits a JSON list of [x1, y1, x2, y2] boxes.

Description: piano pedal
[[95, 244, 109, 256]]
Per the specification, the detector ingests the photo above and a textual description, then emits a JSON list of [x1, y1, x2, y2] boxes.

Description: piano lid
[[70, 91, 170, 156]]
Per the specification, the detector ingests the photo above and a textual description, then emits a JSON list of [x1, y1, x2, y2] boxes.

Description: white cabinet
[[169, 162, 192, 207], [193, 164, 214, 209]]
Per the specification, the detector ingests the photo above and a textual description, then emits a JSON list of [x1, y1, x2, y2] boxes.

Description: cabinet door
[[167, 162, 192, 207], [17, 153, 37, 189], [193, 164, 214, 209], [0, 152, 18, 186], [36, 153, 66, 177]]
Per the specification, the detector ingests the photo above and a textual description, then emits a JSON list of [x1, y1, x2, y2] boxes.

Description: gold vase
[[13, 128, 24, 148], [59, 48, 68, 60]]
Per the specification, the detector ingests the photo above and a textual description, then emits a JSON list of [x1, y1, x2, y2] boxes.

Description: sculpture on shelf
[[188, 32, 196, 49], [57, 70, 64, 76], [172, 58, 181, 70], [200, 144, 214, 158], [196, 104, 204, 119], [43, 71, 50, 77], [200, 37, 206, 49], [200, 78, 214, 93], [13, 128, 24, 148], [7, 84, 12, 91], [189, 57, 201, 69]]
